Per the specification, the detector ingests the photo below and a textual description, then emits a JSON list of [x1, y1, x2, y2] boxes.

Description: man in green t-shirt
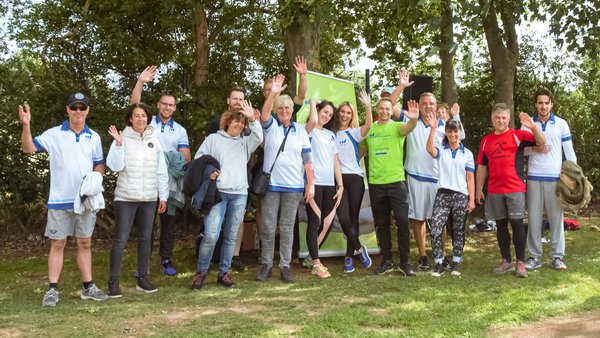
[[365, 97, 419, 276]]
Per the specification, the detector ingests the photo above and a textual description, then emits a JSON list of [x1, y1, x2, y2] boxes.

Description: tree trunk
[[480, 0, 519, 126], [439, 0, 458, 105], [193, 1, 209, 107], [284, 13, 320, 97]]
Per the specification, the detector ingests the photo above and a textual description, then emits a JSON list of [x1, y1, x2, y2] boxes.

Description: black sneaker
[[256, 264, 272, 282], [107, 280, 122, 298], [431, 263, 445, 277], [136, 276, 158, 293], [418, 256, 430, 271], [374, 260, 396, 275], [191, 272, 207, 290], [450, 262, 461, 276], [442, 257, 452, 272], [398, 263, 417, 277], [217, 273, 236, 288], [231, 256, 248, 272], [280, 267, 295, 283]]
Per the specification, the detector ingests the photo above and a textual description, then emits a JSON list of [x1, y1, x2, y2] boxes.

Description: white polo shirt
[[522, 113, 577, 181], [309, 128, 338, 186], [149, 116, 190, 153], [262, 116, 312, 192], [33, 120, 104, 209], [336, 128, 364, 176], [404, 118, 445, 183], [435, 143, 475, 195]]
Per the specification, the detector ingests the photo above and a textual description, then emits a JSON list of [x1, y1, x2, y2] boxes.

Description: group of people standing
[[19, 57, 576, 306]]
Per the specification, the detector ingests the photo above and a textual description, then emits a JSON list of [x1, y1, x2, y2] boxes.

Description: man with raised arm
[[131, 66, 191, 276], [476, 103, 546, 278], [262, 55, 308, 119], [365, 96, 419, 276], [522, 89, 577, 271], [19, 93, 108, 306]]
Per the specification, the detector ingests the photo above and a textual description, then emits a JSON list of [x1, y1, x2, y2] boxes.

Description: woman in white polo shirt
[[333, 91, 373, 273], [256, 74, 314, 283], [424, 115, 475, 277], [106, 103, 169, 297], [302, 99, 344, 278]]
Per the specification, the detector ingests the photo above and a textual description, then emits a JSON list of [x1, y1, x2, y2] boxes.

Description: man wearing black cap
[[19, 92, 108, 306]]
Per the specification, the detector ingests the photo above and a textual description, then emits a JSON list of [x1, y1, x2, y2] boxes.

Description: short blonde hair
[[273, 94, 294, 114]]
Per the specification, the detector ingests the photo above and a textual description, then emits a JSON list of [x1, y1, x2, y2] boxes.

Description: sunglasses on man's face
[[69, 105, 88, 111]]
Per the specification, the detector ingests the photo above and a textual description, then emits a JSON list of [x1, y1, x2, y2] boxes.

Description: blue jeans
[[196, 192, 247, 275]]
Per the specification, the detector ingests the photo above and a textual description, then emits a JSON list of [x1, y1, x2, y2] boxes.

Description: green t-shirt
[[365, 121, 406, 184]]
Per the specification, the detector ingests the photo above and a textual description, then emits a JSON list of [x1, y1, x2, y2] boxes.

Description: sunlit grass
[[1, 219, 599, 337]]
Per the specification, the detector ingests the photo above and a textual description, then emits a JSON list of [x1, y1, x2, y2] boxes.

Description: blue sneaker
[[524, 257, 542, 270], [357, 245, 372, 269], [344, 257, 355, 273], [161, 259, 177, 276]]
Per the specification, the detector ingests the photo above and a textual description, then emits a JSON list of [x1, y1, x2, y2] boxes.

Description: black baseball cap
[[67, 92, 90, 107]]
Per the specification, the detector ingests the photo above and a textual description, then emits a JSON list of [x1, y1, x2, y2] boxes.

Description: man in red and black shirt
[[476, 103, 546, 278]]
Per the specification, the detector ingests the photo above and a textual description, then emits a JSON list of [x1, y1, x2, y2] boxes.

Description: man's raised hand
[[405, 100, 420, 120], [293, 55, 307, 75], [399, 69, 414, 88], [18, 105, 31, 126], [139, 66, 158, 84]]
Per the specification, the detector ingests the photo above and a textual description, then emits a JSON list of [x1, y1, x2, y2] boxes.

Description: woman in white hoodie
[[106, 103, 169, 298]]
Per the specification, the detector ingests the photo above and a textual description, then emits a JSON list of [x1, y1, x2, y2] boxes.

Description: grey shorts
[[45, 209, 97, 239], [485, 192, 525, 220], [407, 175, 438, 221]]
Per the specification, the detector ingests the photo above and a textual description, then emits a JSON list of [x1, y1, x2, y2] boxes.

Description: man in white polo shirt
[[522, 89, 577, 271], [19, 92, 108, 306], [131, 66, 191, 276], [402, 92, 462, 270]]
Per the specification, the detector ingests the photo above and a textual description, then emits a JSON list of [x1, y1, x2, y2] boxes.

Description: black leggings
[[306, 185, 337, 260], [336, 174, 364, 257], [496, 218, 526, 262]]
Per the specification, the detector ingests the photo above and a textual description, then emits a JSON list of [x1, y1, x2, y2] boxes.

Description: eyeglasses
[[159, 101, 176, 108], [69, 105, 88, 111]]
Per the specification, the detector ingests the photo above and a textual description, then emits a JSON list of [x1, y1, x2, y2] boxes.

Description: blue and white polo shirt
[[434, 143, 475, 195], [521, 113, 577, 181], [149, 116, 190, 153], [33, 120, 104, 209], [404, 118, 445, 183], [262, 116, 312, 192]]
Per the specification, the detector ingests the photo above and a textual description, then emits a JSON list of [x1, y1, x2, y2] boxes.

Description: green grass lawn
[[1, 219, 599, 337]]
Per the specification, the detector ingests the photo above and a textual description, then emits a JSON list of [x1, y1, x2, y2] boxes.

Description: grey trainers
[[551, 257, 567, 270], [81, 283, 109, 301], [256, 264, 272, 282], [280, 267, 295, 283], [42, 288, 59, 307], [525, 257, 542, 270]]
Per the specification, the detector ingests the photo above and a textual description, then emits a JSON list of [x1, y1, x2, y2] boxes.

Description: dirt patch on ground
[[0, 327, 29, 338], [489, 311, 600, 337]]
